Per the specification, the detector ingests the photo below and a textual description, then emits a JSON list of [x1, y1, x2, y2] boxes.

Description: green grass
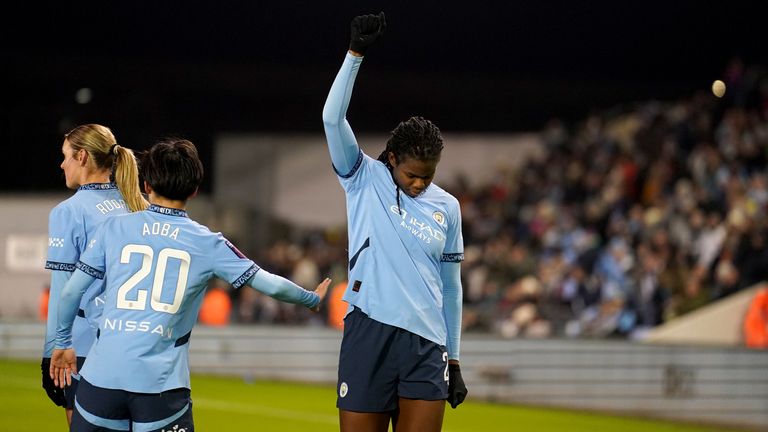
[[0, 358, 744, 431]]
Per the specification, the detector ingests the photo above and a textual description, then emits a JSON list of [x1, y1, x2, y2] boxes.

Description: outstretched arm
[[246, 269, 330, 311], [322, 12, 386, 177]]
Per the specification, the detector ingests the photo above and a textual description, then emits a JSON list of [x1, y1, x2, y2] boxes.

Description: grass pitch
[[0, 358, 743, 431]]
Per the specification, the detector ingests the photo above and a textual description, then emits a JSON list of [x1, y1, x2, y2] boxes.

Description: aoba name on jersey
[[390, 205, 444, 243], [142, 222, 180, 240], [95, 199, 126, 215], [103, 318, 173, 338]]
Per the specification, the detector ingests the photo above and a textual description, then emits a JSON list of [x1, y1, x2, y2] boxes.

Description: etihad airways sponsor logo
[[390, 205, 445, 244]]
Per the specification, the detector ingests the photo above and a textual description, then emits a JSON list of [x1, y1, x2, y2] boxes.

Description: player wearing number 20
[[51, 139, 331, 432]]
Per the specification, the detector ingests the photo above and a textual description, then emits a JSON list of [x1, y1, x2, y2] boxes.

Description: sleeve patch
[[45, 261, 76, 272], [334, 149, 364, 179], [76, 261, 105, 279], [48, 237, 66, 248], [231, 264, 260, 289], [441, 253, 464, 263]]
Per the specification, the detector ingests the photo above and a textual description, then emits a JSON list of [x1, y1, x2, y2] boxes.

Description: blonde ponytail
[[112, 145, 149, 212]]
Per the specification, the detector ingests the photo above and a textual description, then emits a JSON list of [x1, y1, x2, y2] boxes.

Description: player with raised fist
[[323, 11, 468, 432]]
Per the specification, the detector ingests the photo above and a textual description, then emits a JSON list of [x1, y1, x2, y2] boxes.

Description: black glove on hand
[[349, 11, 386, 55], [447, 363, 468, 408], [41, 357, 66, 407]]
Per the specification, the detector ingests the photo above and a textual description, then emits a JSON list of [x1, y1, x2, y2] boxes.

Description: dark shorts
[[63, 357, 87, 409], [71, 378, 193, 432], [336, 307, 449, 412]]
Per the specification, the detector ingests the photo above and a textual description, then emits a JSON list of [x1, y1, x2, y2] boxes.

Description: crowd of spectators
[[219, 59, 768, 340]]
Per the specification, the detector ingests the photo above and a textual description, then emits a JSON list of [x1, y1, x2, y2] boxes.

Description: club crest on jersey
[[432, 211, 445, 225], [339, 382, 349, 398]]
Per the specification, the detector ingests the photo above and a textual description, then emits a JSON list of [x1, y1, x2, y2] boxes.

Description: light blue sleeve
[[245, 269, 320, 309], [43, 204, 79, 357], [54, 269, 96, 350], [43, 271, 72, 357], [322, 53, 365, 177], [441, 261, 463, 361], [442, 198, 464, 257], [46, 204, 81, 267]]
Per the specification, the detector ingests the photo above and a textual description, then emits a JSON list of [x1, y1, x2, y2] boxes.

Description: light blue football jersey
[[338, 153, 464, 346], [44, 183, 129, 357], [323, 54, 465, 348], [75, 204, 258, 393]]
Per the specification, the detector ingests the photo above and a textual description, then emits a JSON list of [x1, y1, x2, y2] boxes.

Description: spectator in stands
[[42, 124, 147, 426], [323, 12, 467, 432], [457, 60, 768, 338]]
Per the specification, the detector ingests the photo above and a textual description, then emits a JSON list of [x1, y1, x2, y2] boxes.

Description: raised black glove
[[447, 363, 468, 408], [349, 11, 386, 55], [41, 357, 66, 407]]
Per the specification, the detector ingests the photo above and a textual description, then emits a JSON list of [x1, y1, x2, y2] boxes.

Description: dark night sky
[[2, 1, 764, 192]]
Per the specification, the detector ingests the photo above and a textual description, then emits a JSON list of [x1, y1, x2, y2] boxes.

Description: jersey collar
[[77, 182, 118, 191], [147, 204, 189, 218]]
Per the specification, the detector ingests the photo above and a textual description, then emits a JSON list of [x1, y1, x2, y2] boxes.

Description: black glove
[[447, 363, 468, 408], [41, 357, 66, 407], [349, 11, 386, 55]]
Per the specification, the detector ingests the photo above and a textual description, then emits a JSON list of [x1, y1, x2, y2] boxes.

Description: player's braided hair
[[376, 116, 444, 213], [377, 116, 444, 166]]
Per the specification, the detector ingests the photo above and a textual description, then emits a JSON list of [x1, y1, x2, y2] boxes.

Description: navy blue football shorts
[[71, 378, 193, 432], [63, 356, 86, 409], [336, 306, 449, 412]]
